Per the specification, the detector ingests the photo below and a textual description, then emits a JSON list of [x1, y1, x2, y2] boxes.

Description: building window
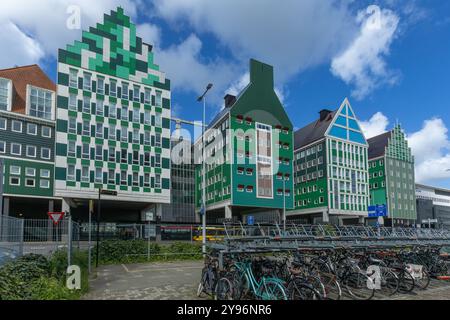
[[40, 167, 54, 182], [155, 113, 162, 127], [95, 168, 102, 183], [155, 91, 162, 107], [0, 141, 5, 153], [81, 166, 89, 183], [69, 93, 77, 111], [27, 123, 37, 135], [133, 86, 140, 102], [155, 132, 161, 148], [68, 117, 77, 134], [25, 167, 35, 177], [121, 149, 127, 163], [121, 126, 128, 142], [109, 103, 117, 119], [82, 143, 90, 159], [0, 118, 6, 130], [108, 147, 116, 162], [155, 154, 161, 167], [109, 124, 116, 140], [67, 165, 75, 181], [144, 131, 150, 145], [12, 120, 22, 133], [122, 83, 129, 100], [144, 152, 150, 166], [95, 145, 103, 160], [26, 145, 37, 158], [110, 80, 117, 97], [96, 123, 103, 138], [40, 179, 50, 189], [120, 170, 127, 185], [83, 97, 91, 113], [155, 174, 161, 189], [97, 77, 105, 95], [144, 88, 151, 104], [25, 178, 35, 187], [133, 108, 140, 123], [133, 150, 139, 164], [68, 141, 76, 158], [69, 69, 78, 88], [96, 100, 104, 116], [144, 110, 150, 125], [41, 147, 51, 160], [256, 123, 273, 198], [82, 120, 90, 136], [144, 173, 150, 187], [121, 107, 128, 121], [42, 126, 51, 138], [0, 78, 12, 111], [11, 143, 22, 156], [133, 128, 139, 143], [108, 169, 115, 184], [132, 172, 139, 186], [29, 87, 54, 120], [9, 177, 20, 186], [10, 165, 20, 175], [83, 73, 92, 91]]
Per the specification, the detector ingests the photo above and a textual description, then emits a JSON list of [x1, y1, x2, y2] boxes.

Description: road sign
[[199, 206, 205, 216], [247, 216, 255, 226], [368, 205, 388, 218], [48, 212, 65, 225]]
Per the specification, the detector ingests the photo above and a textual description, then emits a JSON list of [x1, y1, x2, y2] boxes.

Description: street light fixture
[[197, 83, 213, 256]]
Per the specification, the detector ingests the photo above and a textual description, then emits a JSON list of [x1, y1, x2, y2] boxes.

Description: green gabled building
[[368, 125, 417, 226], [195, 59, 294, 224], [289, 99, 370, 225], [54, 7, 171, 221]]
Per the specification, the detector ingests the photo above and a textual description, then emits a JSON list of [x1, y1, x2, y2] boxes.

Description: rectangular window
[[11, 143, 22, 156], [110, 80, 117, 97], [96, 123, 103, 138], [144, 173, 150, 187], [144, 152, 150, 166], [133, 86, 140, 102], [0, 141, 5, 153], [108, 147, 116, 162], [121, 126, 128, 142], [95, 168, 102, 183], [133, 128, 139, 143], [12, 120, 22, 133], [0, 78, 11, 111], [26, 145, 36, 158], [155, 174, 161, 189], [27, 123, 37, 135], [155, 91, 162, 107], [0, 118, 6, 130], [144, 88, 151, 104], [155, 132, 161, 148], [82, 120, 90, 136], [68, 141, 76, 157], [122, 83, 129, 100], [40, 180, 50, 189], [42, 126, 51, 138], [83, 97, 91, 113], [95, 145, 103, 161], [10, 166, 20, 175], [109, 124, 116, 140], [155, 113, 162, 127], [132, 172, 139, 186], [120, 170, 127, 185], [133, 150, 139, 164], [68, 117, 77, 134], [83, 73, 92, 91], [96, 100, 104, 116], [67, 165, 75, 181], [256, 123, 273, 198], [109, 103, 117, 118], [82, 143, 90, 159], [108, 169, 115, 184], [9, 177, 20, 186], [81, 166, 89, 183], [69, 69, 78, 88], [155, 154, 161, 167], [144, 110, 150, 125], [41, 147, 51, 160], [26, 167, 36, 177], [68, 93, 77, 111], [133, 107, 140, 122], [97, 77, 104, 95], [121, 149, 127, 163], [120, 107, 128, 121], [25, 178, 35, 187]]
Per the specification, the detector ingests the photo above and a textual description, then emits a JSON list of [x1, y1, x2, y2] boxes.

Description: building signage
[[368, 205, 388, 218]]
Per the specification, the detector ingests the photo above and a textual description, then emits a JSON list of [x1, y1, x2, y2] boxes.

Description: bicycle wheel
[[414, 269, 431, 290], [320, 274, 342, 300], [260, 280, 288, 300], [380, 269, 399, 296], [343, 272, 375, 300], [397, 271, 415, 294], [287, 278, 322, 300], [215, 277, 234, 300], [304, 275, 326, 299], [197, 269, 207, 298]]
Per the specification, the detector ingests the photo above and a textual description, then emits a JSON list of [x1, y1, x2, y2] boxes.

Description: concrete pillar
[[3, 197, 10, 217], [358, 216, 365, 225], [322, 210, 330, 224], [62, 198, 71, 214], [225, 205, 232, 220]]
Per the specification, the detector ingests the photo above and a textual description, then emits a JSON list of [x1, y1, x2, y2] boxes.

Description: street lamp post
[[283, 177, 286, 233], [197, 83, 213, 256]]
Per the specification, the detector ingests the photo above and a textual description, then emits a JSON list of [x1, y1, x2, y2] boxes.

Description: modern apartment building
[[195, 59, 294, 224], [0, 65, 59, 218], [289, 99, 370, 225], [416, 184, 450, 229], [54, 7, 171, 221], [368, 125, 417, 226]]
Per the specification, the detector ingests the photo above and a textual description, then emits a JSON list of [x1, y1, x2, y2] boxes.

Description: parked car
[[0, 247, 18, 266]]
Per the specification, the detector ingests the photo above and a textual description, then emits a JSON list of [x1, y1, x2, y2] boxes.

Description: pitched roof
[[294, 110, 337, 149], [367, 131, 391, 159], [0, 64, 56, 115]]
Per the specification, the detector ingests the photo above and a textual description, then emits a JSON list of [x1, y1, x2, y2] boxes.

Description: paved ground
[[83, 261, 204, 300], [83, 261, 450, 300]]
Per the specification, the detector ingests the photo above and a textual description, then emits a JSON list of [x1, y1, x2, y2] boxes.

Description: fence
[[0, 216, 24, 257]]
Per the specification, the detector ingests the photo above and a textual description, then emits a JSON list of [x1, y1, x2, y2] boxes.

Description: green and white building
[[289, 99, 370, 225], [54, 8, 171, 221], [368, 125, 417, 226], [0, 65, 59, 218], [195, 59, 294, 224]]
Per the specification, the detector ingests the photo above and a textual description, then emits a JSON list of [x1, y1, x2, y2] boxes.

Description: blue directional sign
[[199, 206, 205, 216], [247, 216, 255, 226], [368, 205, 388, 218]]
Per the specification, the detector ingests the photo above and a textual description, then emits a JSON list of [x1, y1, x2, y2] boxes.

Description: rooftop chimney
[[224, 94, 236, 108], [319, 109, 333, 121]]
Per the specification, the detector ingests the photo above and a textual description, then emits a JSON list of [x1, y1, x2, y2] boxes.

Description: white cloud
[[361, 112, 450, 185], [331, 6, 400, 99], [0, 0, 139, 68], [152, 0, 357, 83], [136, 23, 161, 48], [360, 112, 390, 139]]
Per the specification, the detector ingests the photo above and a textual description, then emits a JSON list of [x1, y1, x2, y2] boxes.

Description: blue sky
[[1, 0, 449, 188]]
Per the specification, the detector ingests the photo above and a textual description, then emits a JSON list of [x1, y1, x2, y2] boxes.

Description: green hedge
[[95, 240, 203, 265], [0, 250, 89, 300]]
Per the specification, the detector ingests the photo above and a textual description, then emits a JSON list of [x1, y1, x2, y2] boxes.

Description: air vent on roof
[[224, 94, 236, 108], [319, 109, 333, 121]]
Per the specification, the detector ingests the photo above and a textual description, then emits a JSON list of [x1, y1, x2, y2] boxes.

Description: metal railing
[[0, 216, 24, 257]]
